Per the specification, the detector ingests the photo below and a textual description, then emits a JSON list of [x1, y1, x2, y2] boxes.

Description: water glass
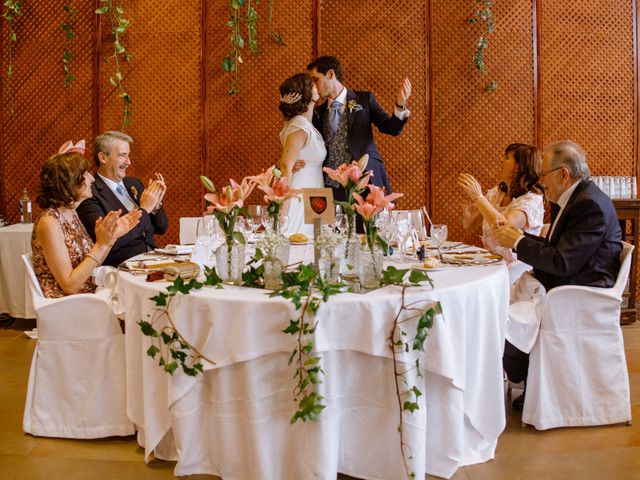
[[430, 224, 448, 261], [394, 211, 412, 262], [410, 210, 427, 241]]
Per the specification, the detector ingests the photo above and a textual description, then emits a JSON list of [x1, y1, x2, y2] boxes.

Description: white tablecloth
[[120, 257, 510, 479], [0, 223, 34, 318]]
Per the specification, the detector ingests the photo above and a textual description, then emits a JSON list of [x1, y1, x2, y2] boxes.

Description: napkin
[[163, 244, 194, 254]]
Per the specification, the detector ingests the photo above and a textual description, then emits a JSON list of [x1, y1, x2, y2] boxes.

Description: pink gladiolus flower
[[352, 185, 404, 221]]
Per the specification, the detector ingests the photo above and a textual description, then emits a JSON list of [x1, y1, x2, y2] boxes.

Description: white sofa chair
[[22, 254, 134, 438], [522, 242, 633, 429], [179, 217, 201, 244]]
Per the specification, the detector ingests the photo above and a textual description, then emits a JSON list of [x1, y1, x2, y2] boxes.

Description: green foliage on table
[[95, 0, 133, 128], [139, 267, 223, 376], [242, 248, 265, 288], [61, 5, 77, 87], [381, 265, 440, 480], [272, 264, 343, 424], [468, 0, 497, 92]]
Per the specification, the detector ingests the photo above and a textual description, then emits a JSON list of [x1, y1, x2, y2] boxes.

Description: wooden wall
[[0, 0, 638, 248]]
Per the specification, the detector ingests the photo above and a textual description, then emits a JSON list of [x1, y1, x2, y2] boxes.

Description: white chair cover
[[522, 242, 633, 429], [22, 254, 134, 438], [179, 217, 200, 245]]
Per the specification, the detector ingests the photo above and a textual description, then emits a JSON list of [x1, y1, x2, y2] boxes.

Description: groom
[[305, 55, 412, 201]]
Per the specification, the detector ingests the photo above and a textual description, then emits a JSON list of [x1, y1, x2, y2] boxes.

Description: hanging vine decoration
[[61, 5, 77, 87], [95, 0, 133, 128], [222, 0, 284, 95], [139, 268, 223, 375], [468, 0, 497, 92], [274, 264, 344, 423], [381, 266, 439, 480], [1, 0, 22, 114]]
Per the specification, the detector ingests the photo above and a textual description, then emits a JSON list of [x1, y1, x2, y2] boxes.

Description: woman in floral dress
[[32, 143, 140, 297]]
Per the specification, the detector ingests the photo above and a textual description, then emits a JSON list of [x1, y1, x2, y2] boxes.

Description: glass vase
[[341, 236, 361, 281], [319, 241, 344, 283], [215, 240, 245, 285], [263, 257, 284, 290], [359, 244, 384, 290]]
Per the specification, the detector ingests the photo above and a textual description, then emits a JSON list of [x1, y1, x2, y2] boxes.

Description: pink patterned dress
[[31, 208, 96, 298], [481, 186, 544, 262]]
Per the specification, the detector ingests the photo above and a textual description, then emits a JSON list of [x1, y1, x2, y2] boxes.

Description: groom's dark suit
[[312, 89, 408, 198], [516, 180, 622, 291], [77, 175, 169, 267]]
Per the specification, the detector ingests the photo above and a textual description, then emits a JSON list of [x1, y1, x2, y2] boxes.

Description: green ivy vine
[[381, 266, 439, 480], [468, 0, 497, 92], [96, 0, 132, 128], [62, 5, 77, 87], [139, 267, 223, 376], [222, 0, 284, 95], [2, 0, 22, 114]]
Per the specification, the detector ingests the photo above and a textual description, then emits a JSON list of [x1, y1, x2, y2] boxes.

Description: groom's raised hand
[[396, 78, 412, 108], [292, 160, 306, 173]]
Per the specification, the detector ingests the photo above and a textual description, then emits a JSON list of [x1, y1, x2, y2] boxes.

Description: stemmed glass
[[375, 209, 393, 255], [430, 224, 448, 262], [247, 205, 263, 238], [334, 204, 345, 234], [394, 211, 412, 262]]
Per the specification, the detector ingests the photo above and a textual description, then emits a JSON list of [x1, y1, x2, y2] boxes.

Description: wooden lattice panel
[[318, 0, 429, 210], [431, 0, 536, 246], [539, 0, 635, 177], [1, 2, 95, 224], [205, 0, 314, 207], [99, 2, 202, 244]]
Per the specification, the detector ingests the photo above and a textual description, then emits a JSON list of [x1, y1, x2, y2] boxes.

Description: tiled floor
[[1, 318, 639, 479]]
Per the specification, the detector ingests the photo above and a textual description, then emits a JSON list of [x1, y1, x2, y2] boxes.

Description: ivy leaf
[[408, 269, 433, 286], [138, 320, 156, 336], [163, 361, 178, 375], [282, 319, 300, 334], [381, 266, 408, 285], [146, 345, 160, 358], [95, 7, 109, 14], [403, 400, 419, 413], [203, 266, 223, 286]]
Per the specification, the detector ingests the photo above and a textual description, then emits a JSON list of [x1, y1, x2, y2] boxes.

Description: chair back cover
[[522, 242, 633, 429], [21, 254, 134, 438]]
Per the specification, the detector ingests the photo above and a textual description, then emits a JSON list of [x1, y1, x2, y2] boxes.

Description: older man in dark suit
[[77, 131, 169, 267], [306, 56, 411, 200], [493, 140, 622, 409]]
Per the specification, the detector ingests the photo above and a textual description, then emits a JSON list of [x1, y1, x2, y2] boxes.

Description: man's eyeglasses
[[540, 166, 564, 177]]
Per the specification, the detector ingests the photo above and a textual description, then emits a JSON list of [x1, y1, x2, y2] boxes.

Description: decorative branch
[[468, 0, 497, 92], [1, 0, 22, 114], [61, 4, 77, 87], [95, 0, 133, 128]]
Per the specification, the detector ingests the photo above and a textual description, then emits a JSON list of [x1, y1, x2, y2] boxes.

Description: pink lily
[[259, 177, 302, 204], [352, 185, 404, 221]]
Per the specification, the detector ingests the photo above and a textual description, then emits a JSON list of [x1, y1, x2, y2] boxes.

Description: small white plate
[[289, 241, 313, 246], [411, 262, 449, 272], [154, 246, 194, 256]]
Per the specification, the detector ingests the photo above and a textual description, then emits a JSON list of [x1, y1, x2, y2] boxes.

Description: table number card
[[302, 188, 334, 225]]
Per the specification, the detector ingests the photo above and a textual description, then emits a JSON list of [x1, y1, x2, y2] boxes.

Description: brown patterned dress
[[31, 208, 97, 298]]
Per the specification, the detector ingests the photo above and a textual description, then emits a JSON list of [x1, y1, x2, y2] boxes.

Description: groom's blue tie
[[328, 100, 341, 135]]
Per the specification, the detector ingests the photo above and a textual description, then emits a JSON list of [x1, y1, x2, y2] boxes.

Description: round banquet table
[[119, 249, 510, 479]]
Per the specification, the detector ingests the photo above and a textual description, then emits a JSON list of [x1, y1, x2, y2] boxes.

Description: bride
[[278, 73, 326, 237]]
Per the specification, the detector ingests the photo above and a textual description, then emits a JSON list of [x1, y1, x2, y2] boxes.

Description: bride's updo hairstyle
[[279, 73, 314, 119]]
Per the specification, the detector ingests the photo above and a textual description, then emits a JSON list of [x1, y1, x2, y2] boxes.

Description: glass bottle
[[19, 188, 32, 224]]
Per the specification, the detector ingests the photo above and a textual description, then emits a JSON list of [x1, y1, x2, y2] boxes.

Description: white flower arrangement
[[256, 231, 288, 259]]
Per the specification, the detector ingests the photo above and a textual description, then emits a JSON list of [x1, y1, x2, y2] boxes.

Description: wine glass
[[247, 205, 263, 236], [430, 224, 448, 262], [334, 205, 345, 234], [262, 210, 273, 232], [394, 211, 412, 262]]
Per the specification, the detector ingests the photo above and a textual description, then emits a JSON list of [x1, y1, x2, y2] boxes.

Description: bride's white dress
[[279, 115, 327, 237]]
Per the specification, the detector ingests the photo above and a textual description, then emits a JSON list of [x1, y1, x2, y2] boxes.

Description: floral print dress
[[482, 186, 544, 262], [31, 208, 96, 298]]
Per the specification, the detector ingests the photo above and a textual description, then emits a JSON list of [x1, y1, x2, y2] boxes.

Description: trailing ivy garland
[[1, 0, 22, 114], [95, 0, 133, 127], [62, 5, 77, 87], [222, 0, 284, 94], [382, 266, 440, 480], [139, 267, 223, 376], [139, 262, 437, 478], [468, 0, 497, 92]]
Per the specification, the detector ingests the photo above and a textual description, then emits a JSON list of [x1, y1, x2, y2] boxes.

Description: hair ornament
[[58, 139, 86, 155], [280, 92, 302, 104]]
